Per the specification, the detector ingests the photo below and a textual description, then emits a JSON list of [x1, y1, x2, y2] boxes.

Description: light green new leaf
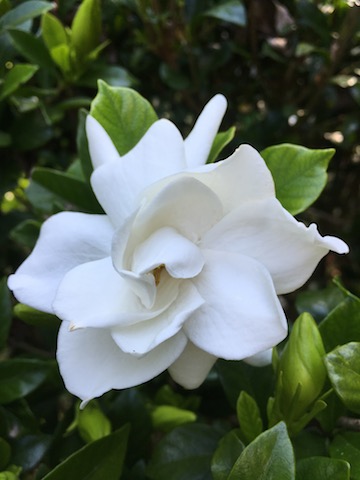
[[296, 456, 350, 480], [228, 422, 295, 480], [261, 144, 334, 215], [90, 81, 158, 155], [147, 424, 223, 480], [13, 303, 59, 328], [320, 297, 360, 352], [0, 0, 53, 32], [41, 12, 68, 51], [325, 342, 360, 414], [236, 391, 263, 444], [204, 0, 247, 27], [0, 64, 38, 101], [71, 0, 101, 58], [207, 126, 236, 163], [32, 167, 102, 213], [42, 425, 130, 480], [330, 432, 360, 479], [211, 429, 244, 480], [151, 405, 196, 432]]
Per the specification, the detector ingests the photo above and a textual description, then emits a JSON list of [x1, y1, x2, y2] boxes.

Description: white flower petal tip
[[320, 233, 349, 255], [184, 94, 228, 168], [86, 115, 120, 169]]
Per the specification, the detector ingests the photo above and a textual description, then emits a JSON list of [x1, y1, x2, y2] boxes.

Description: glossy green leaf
[[325, 342, 360, 414], [261, 144, 334, 215], [296, 456, 350, 480], [10, 110, 54, 151], [236, 391, 263, 444], [228, 422, 295, 479], [0, 278, 11, 350], [292, 430, 327, 460], [42, 425, 130, 480], [319, 297, 360, 352], [204, 0, 247, 27], [12, 434, 52, 471], [151, 405, 196, 432], [71, 0, 101, 58], [8, 29, 55, 71], [0, 1, 53, 32], [90, 81, 158, 155], [211, 429, 244, 480], [147, 423, 223, 480], [77, 64, 136, 89], [31, 167, 102, 213], [296, 285, 346, 322], [0, 359, 53, 404], [207, 126, 236, 163], [330, 432, 360, 479], [0, 64, 39, 101]]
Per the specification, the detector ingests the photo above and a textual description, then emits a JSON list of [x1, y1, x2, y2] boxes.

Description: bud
[[77, 400, 111, 443], [276, 312, 326, 422]]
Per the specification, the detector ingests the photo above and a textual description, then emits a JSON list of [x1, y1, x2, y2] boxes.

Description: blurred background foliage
[[0, 0, 360, 478]]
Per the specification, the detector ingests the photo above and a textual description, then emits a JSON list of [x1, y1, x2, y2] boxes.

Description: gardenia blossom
[[8, 95, 348, 406]]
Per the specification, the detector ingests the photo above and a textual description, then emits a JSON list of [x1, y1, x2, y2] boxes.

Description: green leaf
[[0, 64, 38, 101], [204, 0, 247, 27], [0, 359, 53, 404], [10, 219, 41, 249], [8, 29, 55, 71], [261, 144, 334, 215], [0, 278, 11, 350], [0, 438, 11, 470], [319, 297, 360, 352], [90, 81, 158, 155], [41, 12, 68, 51], [13, 303, 59, 328], [292, 430, 327, 460], [296, 456, 350, 480], [77, 401, 112, 444], [31, 167, 103, 213], [42, 425, 130, 480], [12, 434, 52, 471], [147, 423, 223, 480], [151, 405, 196, 432], [236, 391, 263, 444], [295, 284, 346, 322], [325, 342, 360, 414], [77, 64, 136, 89], [71, 0, 101, 58], [0, 1, 53, 32], [211, 429, 244, 480], [207, 126, 236, 163], [228, 422, 295, 480], [330, 432, 360, 479], [77, 109, 93, 183]]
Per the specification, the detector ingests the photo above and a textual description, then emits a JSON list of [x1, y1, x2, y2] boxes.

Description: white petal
[[111, 280, 204, 355], [184, 94, 227, 167], [53, 257, 170, 329], [184, 250, 288, 359], [132, 227, 204, 279], [243, 349, 273, 366], [86, 116, 121, 169], [8, 212, 113, 313], [202, 197, 349, 294], [57, 323, 187, 404], [112, 176, 223, 274], [168, 341, 217, 389], [90, 119, 187, 227]]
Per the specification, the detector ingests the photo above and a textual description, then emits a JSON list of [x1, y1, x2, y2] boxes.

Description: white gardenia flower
[[8, 95, 348, 406]]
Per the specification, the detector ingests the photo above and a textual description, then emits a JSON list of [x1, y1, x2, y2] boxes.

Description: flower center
[[153, 264, 165, 286]]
